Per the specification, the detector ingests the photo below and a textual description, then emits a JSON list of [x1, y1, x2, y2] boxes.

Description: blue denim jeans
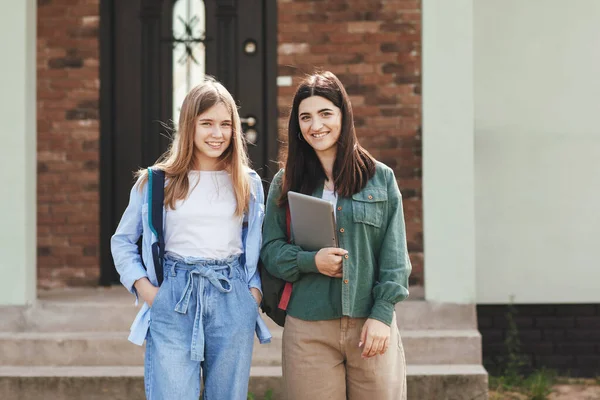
[[144, 253, 258, 400]]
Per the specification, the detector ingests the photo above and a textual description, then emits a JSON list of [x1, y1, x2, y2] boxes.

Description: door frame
[[99, 0, 278, 285]]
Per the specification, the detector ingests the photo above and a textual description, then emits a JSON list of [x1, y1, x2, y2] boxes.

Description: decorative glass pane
[[172, 0, 206, 126]]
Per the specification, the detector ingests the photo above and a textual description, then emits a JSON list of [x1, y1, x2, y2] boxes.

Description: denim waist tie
[[167, 254, 239, 362]]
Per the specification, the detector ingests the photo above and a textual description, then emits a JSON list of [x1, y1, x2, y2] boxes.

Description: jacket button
[[344, 279, 349, 284], [337, 206, 342, 211], [344, 254, 349, 259], [368, 195, 373, 200], [340, 228, 345, 233]]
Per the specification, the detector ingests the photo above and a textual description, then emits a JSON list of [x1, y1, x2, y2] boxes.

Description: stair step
[[407, 364, 489, 400], [0, 331, 283, 367], [402, 330, 482, 365], [0, 288, 477, 332], [396, 301, 477, 330], [0, 331, 143, 367], [0, 364, 489, 377], [0, 365, 488, 400], [0, 329, 480, 367]]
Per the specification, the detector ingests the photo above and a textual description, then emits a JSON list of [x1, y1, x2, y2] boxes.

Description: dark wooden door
[[99, 0, 277, 285]]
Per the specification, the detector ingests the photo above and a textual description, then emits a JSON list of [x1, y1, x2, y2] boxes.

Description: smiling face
[[298, 95, 342, 158], [193, 102, 233, 170]]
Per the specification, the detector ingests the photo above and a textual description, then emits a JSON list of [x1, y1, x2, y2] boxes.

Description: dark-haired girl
[[261, 71, 411, 399]]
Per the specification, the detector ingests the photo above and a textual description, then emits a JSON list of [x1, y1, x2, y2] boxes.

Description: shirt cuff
[[297, 251, 319, 274], [248, 282, 263, 296], [248, 268, 263, 295], [369, 299, 395, 326]]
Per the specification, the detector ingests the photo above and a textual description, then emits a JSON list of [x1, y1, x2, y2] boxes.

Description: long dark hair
[[279, 71, 375, 206]]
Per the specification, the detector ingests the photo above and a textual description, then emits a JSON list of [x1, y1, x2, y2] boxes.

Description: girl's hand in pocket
[[134, 278, 159, 307], [250, 287, 262, 306]]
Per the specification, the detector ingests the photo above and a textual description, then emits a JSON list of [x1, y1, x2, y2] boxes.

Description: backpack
[[147, 168, 166, 285], [259, 207, 293, 327]]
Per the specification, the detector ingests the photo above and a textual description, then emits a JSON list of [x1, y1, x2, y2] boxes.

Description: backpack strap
[[278, 206, 293, 310], [148, 168, 166, 286]]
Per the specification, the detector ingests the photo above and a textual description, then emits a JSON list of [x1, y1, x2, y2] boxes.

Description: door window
[[172, 0, 206, 126]]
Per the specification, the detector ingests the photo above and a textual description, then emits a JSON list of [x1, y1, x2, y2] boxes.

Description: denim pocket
[[151, 276, 168, 309], [352, 189, 387, 228]]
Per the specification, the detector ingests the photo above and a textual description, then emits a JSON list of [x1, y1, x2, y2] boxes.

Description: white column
[[422, 0, 476, 303], [0, 1, 37, 305]]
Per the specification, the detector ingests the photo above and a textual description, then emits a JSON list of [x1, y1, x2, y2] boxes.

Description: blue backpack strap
[[148, 168, 166, 285]]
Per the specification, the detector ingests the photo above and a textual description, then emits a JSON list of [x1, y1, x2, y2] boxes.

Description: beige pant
[[282, 314, 406, 400]]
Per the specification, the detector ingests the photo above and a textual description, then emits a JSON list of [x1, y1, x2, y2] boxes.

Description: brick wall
[[478, 304, 600, 377], [35, 0, 423, 288], [37, 0, 100, 288], [277, 0, 424, 286]]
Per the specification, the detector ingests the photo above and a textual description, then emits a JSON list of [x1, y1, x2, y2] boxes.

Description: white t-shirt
[[322, 188, 338, 221], [165, 170, 243, 259]]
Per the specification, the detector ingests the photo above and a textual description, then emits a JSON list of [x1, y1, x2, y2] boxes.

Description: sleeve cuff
[[248, 282, 263, 296], [247, 267, 263, 295], [297, 251, 319, 274], [369, 299, 395, 326]]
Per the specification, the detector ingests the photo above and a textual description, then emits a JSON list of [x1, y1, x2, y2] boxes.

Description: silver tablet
[[288, 191, 338, 251]]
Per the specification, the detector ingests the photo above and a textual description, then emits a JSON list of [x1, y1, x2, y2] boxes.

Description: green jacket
[[260, 162, 411, 326]]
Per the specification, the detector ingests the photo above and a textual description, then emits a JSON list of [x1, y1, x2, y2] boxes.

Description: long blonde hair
[[136, 77, 251, 216]]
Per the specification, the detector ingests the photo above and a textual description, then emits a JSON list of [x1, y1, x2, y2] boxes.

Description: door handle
[[240, 116, 256, 127], [245, 129, 258, 144], [241, 116, 258, 144]]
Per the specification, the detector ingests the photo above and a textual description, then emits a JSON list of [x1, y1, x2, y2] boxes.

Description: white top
[[165, 171, 243, 259], [322, 189, 338, 221]]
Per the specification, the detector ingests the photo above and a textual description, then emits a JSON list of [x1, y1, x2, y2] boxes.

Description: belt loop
[[170, 260, 178, 277], [231, 256, 240, 280]]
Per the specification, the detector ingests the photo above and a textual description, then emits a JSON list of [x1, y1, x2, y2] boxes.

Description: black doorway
[[99, 0, 278, 285]]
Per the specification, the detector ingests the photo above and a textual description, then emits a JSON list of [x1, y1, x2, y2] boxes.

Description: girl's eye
[[321, 112, 332, 118], [221, 122, 232, 128], [201, 122, 211, 127], [300, 116, 310, 121]]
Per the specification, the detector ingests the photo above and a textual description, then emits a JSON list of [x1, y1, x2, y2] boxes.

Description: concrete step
[[0, 364, 488, 400], [0, 289, 140, 333], [0, 331, 143, 367], [402, 330, 482, 365], [0, 287, 477, 332], [396, 300, 477, 331], [0, 329, 480, 367], [0, 331, 283, 367], [406, 364, 489, 400]]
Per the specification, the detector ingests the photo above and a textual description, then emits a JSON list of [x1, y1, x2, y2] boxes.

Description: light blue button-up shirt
[[111, 168, 272, 346]]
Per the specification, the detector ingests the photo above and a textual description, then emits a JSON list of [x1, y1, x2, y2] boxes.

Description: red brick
[[279, 23, 310, 33], [348, 64, 375, 74], [347, 21, 381, 33], [310, 23, 347, 33], [310, 44, 345, 54], [70, 235, 99, 246]]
